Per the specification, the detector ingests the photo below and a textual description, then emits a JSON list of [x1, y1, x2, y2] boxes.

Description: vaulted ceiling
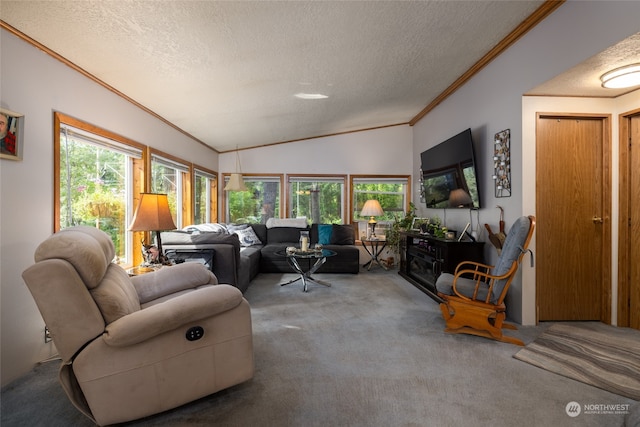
[[2, 1, 637, 153]]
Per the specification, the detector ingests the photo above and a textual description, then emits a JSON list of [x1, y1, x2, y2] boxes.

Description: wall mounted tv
[[420, 128, 481, 209]]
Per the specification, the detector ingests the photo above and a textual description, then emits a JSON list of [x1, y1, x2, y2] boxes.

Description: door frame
[[617, 107, 640, 327], [535, 112, 612, 323]]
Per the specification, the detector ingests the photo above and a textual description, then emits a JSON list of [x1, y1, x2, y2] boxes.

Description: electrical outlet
[[44, 326, 52, 343]]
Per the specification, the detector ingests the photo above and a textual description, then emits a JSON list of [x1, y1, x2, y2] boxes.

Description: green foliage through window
[[226, 178, 280, 223], [289, 178, 344, 224], [352, 179, 408, 222], [59, 129, 133, 261]]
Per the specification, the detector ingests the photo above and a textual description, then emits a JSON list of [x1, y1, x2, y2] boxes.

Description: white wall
[[0, 31, 218, 386], [412, 0, 640, 324], [219, 125, 413, 175]]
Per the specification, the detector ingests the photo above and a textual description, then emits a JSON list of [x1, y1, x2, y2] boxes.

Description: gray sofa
[[161, 223, 360, 293]]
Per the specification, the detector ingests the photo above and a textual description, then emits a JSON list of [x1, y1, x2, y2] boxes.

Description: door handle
[[592, 216, 603, 224]]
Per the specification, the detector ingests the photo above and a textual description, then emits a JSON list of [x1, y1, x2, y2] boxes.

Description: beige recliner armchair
[[22, 226, 254, 426]]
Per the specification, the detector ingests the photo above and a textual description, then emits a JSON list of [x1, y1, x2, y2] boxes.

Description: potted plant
[[386, 202, 417, 260]]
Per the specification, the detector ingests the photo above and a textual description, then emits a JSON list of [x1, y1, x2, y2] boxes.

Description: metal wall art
[[493, 129, 511, 198]]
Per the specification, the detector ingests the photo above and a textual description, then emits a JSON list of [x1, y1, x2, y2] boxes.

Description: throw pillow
[[318, 224, 333, 245], [233, 226, 262, 247], [331, 224, 355, 245], [227, 223, 250, 232]]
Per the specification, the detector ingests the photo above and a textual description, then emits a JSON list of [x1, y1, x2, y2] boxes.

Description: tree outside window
[[225, 175, 281, 223], [288, 176, 345, 224]]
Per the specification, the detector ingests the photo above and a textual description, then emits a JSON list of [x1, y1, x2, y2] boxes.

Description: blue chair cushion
[[436, 272, 491, 302], [490, 216, 531, 301]]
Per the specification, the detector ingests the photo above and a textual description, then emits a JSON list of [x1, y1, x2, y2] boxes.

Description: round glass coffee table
[[276, 249, 337, 292]]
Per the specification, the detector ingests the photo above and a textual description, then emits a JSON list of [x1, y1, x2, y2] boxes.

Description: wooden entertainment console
[[398, 232, 484, 302]]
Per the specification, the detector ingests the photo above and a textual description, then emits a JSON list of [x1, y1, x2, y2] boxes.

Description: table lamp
[[360, 199, 384, 238], [129, 193, 177, 265]]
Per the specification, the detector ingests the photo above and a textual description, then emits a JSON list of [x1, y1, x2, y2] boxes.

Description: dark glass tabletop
[[276, 248, 337, 259]]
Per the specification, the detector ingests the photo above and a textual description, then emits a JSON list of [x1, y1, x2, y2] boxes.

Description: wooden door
[[536, 114, 611, 321], [618, 110, 640, 329]]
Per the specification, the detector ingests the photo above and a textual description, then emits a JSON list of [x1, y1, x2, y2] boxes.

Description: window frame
[[222, 173, 284, 223], [193, 164, 218, 224], [149, 148, 192, 229], [349, 174, 411, 237], [53, 112, 147, 266], [286, 174, 347, 224]]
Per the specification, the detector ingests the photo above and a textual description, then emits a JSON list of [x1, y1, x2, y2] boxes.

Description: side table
[[361, 238, 388, 270]]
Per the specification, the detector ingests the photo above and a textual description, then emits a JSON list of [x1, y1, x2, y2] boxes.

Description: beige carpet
[[514, 322, 640, 400]]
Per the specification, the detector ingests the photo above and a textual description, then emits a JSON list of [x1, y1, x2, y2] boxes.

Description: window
[[150, 151, 191, 228], [55, 113, 145, 265], [194, 166, 218, 224], [224, 174, 282, 223], [287, 175, 346, 224], [351, 175, 411, 237]]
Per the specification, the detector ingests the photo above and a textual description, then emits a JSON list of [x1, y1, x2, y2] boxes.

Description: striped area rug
[[514, 322, 640, 400]]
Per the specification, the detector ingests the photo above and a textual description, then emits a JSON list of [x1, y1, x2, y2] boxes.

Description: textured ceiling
[[4, 0, 623, 153], [526, 32, 640, 97]]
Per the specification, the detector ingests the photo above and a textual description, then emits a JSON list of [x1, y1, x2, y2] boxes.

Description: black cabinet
[[399, 232, 484, 302]]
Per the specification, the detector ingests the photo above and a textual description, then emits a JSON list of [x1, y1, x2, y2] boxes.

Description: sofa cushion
[[259, 244, 293, 273], [267, 227, 309, 243], [331, 224, 355, 245], [250, 224, 268, 244], [316, 245, 360, 274]]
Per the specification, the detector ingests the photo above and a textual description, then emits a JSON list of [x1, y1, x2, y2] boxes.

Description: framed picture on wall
[[0, 107, 24, 161]]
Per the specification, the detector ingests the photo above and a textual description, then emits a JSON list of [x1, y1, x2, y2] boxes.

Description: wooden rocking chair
[[436, 215, 535, 346]]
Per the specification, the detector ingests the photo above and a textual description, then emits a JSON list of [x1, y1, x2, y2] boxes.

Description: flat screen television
[[420, 128, 481, 209]]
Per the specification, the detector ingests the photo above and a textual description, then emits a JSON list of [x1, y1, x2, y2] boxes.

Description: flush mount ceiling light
[[600, 63, 640, 89], [294, 93, 329, 100]]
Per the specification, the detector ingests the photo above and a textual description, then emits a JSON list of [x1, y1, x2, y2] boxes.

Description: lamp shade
[[360, 199, 384, 217], [448, 189, 473, 208], [224, 147, 248, 191], [129, 193, 177, 232], [224, 173, 248, 191]]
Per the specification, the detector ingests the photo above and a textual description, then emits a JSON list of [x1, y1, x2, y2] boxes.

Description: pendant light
[[224, 146, 248, 191]]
